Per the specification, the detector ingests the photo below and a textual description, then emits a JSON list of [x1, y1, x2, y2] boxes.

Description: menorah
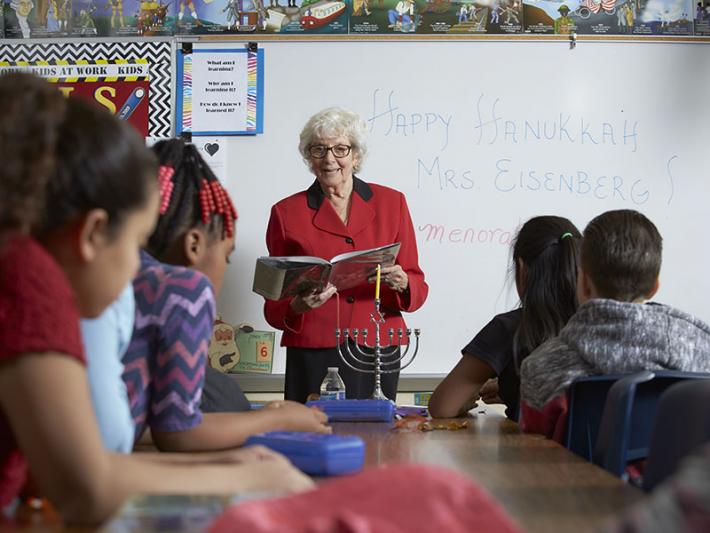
[[335, 296, 421, 401]]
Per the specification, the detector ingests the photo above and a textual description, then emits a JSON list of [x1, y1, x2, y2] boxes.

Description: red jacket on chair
[[263, 177, 428, 349]]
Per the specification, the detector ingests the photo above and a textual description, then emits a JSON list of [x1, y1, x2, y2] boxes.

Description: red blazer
[[264, 177, 428, 349]]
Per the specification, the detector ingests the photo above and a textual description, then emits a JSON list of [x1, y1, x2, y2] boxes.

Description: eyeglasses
[[308, 144, 352, 159]]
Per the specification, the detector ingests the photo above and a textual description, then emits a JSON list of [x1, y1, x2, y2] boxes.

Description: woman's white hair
[[299, 107, 368, 173]]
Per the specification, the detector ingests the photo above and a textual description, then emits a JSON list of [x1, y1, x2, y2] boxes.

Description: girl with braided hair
[[0, 73, 312, 525], [122, 138, 331, 454]]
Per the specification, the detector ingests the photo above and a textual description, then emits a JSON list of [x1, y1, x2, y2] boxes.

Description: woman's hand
[[378, 265, 409, 293], [265, 400, 332, 434], [289, 284, 337, 314]]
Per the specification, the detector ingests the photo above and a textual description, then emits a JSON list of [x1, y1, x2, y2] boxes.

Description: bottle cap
[[327, 367, 339, 372]]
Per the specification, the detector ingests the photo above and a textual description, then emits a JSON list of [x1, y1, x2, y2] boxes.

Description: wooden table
[[338, 413, 643, 533], [7, 412, 644, 533]]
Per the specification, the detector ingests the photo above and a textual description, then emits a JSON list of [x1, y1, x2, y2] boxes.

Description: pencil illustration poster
[[0, 60, 150, 136], [0, 42, 172, 138]]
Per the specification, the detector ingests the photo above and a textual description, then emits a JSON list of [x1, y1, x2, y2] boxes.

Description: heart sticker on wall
[[205, 143, 220, 156]]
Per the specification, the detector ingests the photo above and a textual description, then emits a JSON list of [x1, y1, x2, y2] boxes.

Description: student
[[428, 216, 581, 420], [606, 442, 710, 533], [121, 138, 331, 453], [81, 284, 136, 453], [520, 209, 710, 439], [0, 73, 312, 524]]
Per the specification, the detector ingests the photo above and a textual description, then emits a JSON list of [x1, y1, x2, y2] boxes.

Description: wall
[[194, 40, 710, 374]]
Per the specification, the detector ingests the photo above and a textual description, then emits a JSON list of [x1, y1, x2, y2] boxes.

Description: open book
[[252, 243, 401, 301]]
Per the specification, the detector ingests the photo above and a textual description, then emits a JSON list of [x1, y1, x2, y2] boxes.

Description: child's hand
[[479, 378, 503, 404], [239, 455, 316, 494], [219, 444, 287, 463], [267, 400, 331, 434]]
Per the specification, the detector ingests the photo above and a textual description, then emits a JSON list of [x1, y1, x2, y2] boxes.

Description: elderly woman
[[263, 107, 429, 403]]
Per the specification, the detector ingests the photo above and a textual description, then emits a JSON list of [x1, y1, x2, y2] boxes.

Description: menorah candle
[[375, 264, 381, 300]]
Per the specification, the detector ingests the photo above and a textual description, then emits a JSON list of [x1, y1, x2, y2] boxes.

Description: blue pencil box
[[306, 399, 395, 422], [244, 432, 365, 476]]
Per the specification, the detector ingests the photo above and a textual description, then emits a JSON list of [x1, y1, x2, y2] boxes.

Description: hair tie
[[560, 232, 574, 241], [157, 165, 175, 215]]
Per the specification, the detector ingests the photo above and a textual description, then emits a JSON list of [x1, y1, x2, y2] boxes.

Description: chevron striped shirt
[[122, 251, 216, 441]]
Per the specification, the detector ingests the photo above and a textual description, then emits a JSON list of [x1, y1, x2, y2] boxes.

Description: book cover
[[253, 242, 401, 301]]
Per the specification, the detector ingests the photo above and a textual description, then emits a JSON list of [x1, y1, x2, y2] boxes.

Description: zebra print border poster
[[0, 40, 172, 137]]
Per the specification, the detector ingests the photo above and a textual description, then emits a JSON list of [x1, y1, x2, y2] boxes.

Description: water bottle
[[319, 367, 346, 400]]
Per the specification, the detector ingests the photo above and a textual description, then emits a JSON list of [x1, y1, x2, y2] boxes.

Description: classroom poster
[[349, 0, 521, 34], [0, 42, 172, 138], [173, 0, 347, 35], [695, 0, 710, 33], [0, 60, 151, 136], [349, 0, 426, 33], [523, 0, 692, 34], [523, 0, 576, 33], [260, 0, 348, 33], [176, 47, 264, 135], [424, 0, 524, 34]]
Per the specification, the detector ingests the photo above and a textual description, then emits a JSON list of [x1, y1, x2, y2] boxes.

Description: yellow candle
[[375, 264, 381, 300]]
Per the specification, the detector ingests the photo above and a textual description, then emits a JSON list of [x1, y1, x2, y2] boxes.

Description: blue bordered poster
[[176, 47, 264, 136]]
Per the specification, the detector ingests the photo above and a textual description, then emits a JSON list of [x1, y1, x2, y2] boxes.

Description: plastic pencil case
[[306, 399, 395, 422], [244, 431, 365, 476]]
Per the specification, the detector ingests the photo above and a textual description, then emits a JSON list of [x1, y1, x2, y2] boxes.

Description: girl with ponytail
[[429, 216, 581, 420]]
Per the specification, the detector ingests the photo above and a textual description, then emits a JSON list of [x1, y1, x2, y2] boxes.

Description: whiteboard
[[200, 40, 710, 375]]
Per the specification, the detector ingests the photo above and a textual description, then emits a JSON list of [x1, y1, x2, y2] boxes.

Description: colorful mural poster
[[523, 0, 575, 33], [3, 0, 42, 37], [422, 0, 523, 33], [349, 0, 521, 34], [695, 0, 710, 33], [173, 0, 345, 34], [1, 0, 174, 37], [104, 0, 175, 36], [524, 0, 692, 34], [176, 47, 264, 135], [261, 0, 348, 33]]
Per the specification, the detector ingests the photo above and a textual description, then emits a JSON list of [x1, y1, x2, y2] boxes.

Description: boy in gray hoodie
[[519, 209, 710, 439]]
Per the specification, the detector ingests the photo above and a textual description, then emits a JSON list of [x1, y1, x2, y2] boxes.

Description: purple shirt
[[122, 251, 215, 441]]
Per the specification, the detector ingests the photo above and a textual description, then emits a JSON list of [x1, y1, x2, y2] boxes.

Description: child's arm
[[0, 353, 314, 525], [150, 401, 331, 452], [428, 357, 496, 418]]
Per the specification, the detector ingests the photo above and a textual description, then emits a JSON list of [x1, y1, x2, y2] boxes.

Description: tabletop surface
[[7, 411, 645, 533]]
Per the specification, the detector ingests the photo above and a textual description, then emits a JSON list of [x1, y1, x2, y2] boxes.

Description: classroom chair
[[565, 372, 637, 461], [591, 370, 710, 481], [642, 379, 710, 492]]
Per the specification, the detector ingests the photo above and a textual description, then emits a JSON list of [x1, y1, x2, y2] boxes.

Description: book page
[[253, 257, 330, 300], [259, 256, 330, 267], [330, 242, 401, 264], [328, 243, 401, 291]]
